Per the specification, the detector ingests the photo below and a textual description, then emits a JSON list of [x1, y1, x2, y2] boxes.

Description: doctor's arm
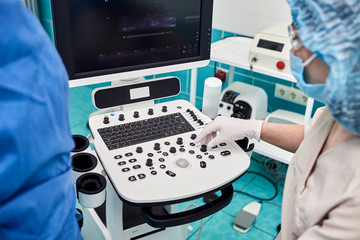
[[260, 122, 304, 153], [195, 116, 304, 153]]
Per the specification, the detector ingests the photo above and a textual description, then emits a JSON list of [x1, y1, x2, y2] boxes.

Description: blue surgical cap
[[286, 0, 360, 135]]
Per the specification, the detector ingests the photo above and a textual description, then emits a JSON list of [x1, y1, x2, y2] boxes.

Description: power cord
[[234, 171, 278, 201]]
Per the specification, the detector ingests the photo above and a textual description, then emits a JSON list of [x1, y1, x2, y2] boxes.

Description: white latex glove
[[194, 116, 264, 149]]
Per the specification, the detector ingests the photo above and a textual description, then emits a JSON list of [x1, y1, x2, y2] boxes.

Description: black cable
[[234, 171, 278, 201]]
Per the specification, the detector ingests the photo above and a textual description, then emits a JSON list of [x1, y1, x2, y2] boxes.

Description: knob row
[[103, 106, 168, 124]]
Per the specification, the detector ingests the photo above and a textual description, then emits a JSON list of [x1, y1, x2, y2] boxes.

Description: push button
[[125, 152, 133, 157], [133, 165, 141, 169], [200, 161, 206, 168], [276, 61, 285, 70], [138, 174, 146, 179], [220, 150, 231, 156], [166, 170, 176, 177], [128, 176, 136, 182]]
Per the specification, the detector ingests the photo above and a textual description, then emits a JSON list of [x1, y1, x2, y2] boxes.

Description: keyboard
[[98, 113, 195, 150]]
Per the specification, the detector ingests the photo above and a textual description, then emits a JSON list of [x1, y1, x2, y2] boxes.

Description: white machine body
[[218, 82, 268, 120], [248, 23, 292, 74], [89, 99, 250, 205]]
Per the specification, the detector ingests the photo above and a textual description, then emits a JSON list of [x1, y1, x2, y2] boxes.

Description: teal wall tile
[[195, 97, 203, 110], [234, 67, 251, 76], [196, 65, 216, 99], [211, 29, 223, 43], [233, 73, 253, 85], [253, 72, 293, 87], [253, 78, 306, 114]]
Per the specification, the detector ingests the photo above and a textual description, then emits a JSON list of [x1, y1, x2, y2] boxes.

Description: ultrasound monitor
[[51, 0, 213, 88]]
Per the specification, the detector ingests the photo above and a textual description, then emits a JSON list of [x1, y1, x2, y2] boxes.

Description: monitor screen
[[51, 0, 213, 87]]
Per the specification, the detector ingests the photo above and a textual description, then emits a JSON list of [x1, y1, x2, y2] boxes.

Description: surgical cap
[[286, 0, 360, 135]]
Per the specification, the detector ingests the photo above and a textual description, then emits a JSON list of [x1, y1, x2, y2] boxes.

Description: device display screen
[[68, 0, 202, 75], [257, 39, 284, 52]]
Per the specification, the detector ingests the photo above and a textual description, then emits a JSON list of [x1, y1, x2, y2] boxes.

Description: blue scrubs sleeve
[[0, 1, 81, 239]]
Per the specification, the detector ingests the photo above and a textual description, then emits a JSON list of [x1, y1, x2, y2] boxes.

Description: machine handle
[[140, 185, 233, 228]]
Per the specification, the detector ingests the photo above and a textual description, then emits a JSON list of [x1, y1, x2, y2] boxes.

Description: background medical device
[[265, 109, 304, 125], [248, 23, 292, 74], [218, 81, 268, 120]]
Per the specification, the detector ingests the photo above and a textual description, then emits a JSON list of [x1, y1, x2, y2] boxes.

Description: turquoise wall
[[37, 1, 323, 117]]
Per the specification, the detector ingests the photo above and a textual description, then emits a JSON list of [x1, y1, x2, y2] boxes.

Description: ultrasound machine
[[51, 0, 250, 239]]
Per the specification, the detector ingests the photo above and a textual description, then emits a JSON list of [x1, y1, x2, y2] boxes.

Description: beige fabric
[[277, 107, 360, 239]]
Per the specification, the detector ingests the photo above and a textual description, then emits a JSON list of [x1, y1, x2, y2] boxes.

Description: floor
[[69, 85, 287, 240]]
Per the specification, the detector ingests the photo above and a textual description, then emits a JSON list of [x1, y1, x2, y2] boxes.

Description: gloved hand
[[194, 116, 264, 148]]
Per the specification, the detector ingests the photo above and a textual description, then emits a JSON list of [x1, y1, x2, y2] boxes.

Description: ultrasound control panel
[[89, 100, 250, 205]]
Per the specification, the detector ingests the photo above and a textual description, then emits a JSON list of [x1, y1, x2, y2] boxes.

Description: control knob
[[190, 134, 197, 140], [170, 147, 176, 153], [148, 108, 154, 115], [146, 159, 153, 167], [162, 106, 167, 112], [200, 145, 207, 152], [133, 111, 139, 118], [118, 114, 125, 121], [154, 143, 160, 151], [176, 137, 183, 145], [103, 116, 110, 124], [136, 147, 143, 153]]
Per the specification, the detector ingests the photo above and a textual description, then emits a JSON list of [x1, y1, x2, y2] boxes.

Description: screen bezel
[[51, 0, 213, 88]]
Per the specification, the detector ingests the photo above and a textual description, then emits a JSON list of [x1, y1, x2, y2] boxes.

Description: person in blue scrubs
[[0, 1, 82, 239]]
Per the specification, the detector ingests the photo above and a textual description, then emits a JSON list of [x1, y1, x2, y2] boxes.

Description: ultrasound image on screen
[[118, 0, 176, 33], [69, 0, 201, 75]]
